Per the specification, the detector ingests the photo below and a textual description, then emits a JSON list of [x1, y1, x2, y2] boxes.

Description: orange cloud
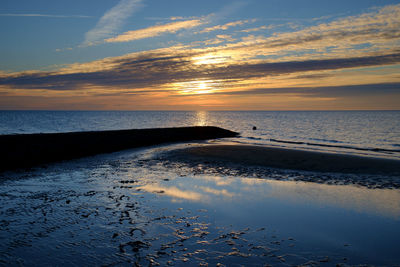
[[200, 19, 254, 33], [105, 19, 204, 43]]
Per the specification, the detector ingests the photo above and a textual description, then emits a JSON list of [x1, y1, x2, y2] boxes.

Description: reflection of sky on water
[[136, 173, 400, 264], [138, 174, 400, 219], [139, 184, 205, 201]]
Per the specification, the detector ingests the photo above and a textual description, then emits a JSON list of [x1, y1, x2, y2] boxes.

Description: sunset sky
[[1, 0, 400, 110]]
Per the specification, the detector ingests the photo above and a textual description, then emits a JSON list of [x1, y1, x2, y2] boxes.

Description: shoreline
[[167, 144, 400, 175], [172, 144, 400, 175], [0, 126, 238, 172], [162, 143, 400, 188]]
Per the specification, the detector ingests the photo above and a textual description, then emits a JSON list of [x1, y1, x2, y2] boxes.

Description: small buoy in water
[[252, 126, 257, 130]]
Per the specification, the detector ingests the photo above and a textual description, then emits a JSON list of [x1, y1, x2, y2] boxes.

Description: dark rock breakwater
[[0, 126, 238, 171]]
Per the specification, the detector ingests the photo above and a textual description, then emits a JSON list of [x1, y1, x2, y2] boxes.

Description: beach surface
[[162, 143, 400, 189], [1, 141, 400, 266], [168, 144, 400, 175]]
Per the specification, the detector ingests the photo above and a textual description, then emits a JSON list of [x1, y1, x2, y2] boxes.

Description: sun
[[197, 81, 207, 90], [172, 80, 219, 95]]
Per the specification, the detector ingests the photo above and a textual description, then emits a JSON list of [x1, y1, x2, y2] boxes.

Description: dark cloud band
[[1, 52, 400, 91]]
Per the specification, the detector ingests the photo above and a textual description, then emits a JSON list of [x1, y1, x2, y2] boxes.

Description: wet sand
[[169, 144, 400, 175], [0, 126, 238, 172], [1, 143, 400, 266], [161, 143, 400, 189]]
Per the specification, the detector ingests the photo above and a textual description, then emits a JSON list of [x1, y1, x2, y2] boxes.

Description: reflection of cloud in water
[[198, 186, 235, 198], [138, 173, 400, 218], [240, 178, 400, 219], [138, 184, 204, 201], [138, 179, 236, 202], [198, 175, 233, 186]]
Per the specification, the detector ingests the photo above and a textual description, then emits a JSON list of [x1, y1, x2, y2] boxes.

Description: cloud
[[218, 53, 400, 79], [102, 1, 249, 44], [0, 13, 92, 18], [199, 3, 400, 65], [0, 52, 194, 90], [105, 19, 204, 43], [211, 82, 400, 97], [200, 19, 253, 33], [210, 1, 248, 20], [1, 50, 399, 92], [201, 34, 236, 45], [257, 4, 400, 54], [83, 0, 143, 46], [240, 25, 268, 33]]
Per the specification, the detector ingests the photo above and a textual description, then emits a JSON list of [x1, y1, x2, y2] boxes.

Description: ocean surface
[[1, 110, 399, 159]]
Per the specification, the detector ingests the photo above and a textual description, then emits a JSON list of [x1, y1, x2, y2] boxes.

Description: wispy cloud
[[103, 1, 248, 44], [194, 3, 400, 65], [201, 34, 236, 45], [0, 13, 92, 18], [267, 4, 400, 52], [210, 1, 248, 20], [83, 0, 143, 46], [105, 19, 204, 43], [240, 25, 268, 33], [200, 19, 254, 33]]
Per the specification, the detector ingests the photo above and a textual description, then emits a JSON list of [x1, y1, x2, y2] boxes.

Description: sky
[[0, 0, 400, 110]]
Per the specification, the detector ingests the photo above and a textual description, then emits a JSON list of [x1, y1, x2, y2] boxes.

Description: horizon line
[[0, 109, 399, 112]]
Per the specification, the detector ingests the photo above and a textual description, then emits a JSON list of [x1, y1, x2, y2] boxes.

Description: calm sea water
[[0, 110, 399, 159]]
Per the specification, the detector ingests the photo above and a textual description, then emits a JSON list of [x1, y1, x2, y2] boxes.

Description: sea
[[1, 110, 399, 159]]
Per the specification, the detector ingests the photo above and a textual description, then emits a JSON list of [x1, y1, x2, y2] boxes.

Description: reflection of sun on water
[[195, 111, 208, 126]]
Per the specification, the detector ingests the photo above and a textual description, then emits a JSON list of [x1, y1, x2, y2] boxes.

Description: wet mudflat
[[1, 142, 400, 266]]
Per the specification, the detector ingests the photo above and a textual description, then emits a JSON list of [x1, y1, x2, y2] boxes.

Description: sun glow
[[192, 54, 228, 65], [172, 79, 220, 95]]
